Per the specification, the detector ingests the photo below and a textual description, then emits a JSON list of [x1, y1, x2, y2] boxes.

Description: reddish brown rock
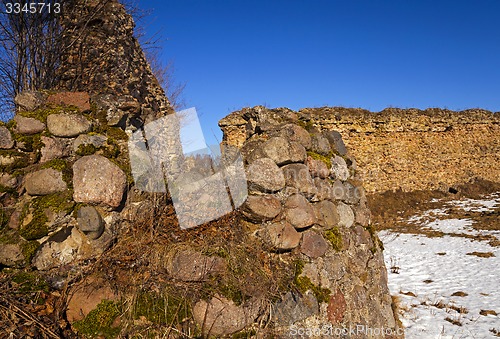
[[242, 194, 281, 222], [328, 289, 347, 324], [265, 220, 302, 250], [284, 194, 316, 229], [47, 92, 91, 112], [300, 230, 329, 258]]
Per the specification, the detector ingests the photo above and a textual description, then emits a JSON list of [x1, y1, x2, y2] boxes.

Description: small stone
[[246, 158, 285, 193], [314, 200, 340, 229], [310, 133, 331, 155], [0, 243, 24, 267], [47, 92, 91, 112], [300, 230, 329, 258], [14, 91, 45, 111], [273, 290, 319, 325], [14, 115, 45, 135], [323, 130, 347, 156], [330, 155, 350, 181], [77, 206, 105, 240], [306, 156, 329, 179], [24, 168, 67, 195], [337, 202, 355, 228], [0, 126, 14, 149], [0, 173, 17, 188], [241, 194, 281, 222], [354, 203, 371, 227], [193, 296, 259, 336], [282, 163, 316, 196], [284, 194, 316, 229], [343, 182, 361, 204], [73, 155, 127, 209], [265, 220, 302, 250], [167, 250, 225, 281], [47, 113, 91, 137]]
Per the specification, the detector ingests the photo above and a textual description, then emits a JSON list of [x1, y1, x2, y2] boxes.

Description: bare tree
[[0, 0, 62, 120]]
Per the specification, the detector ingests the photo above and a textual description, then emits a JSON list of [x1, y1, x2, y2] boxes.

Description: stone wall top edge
[[219, 105, 499, 126]]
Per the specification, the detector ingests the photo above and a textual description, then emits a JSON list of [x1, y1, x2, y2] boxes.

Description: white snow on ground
[[380, 195, 500, 338]]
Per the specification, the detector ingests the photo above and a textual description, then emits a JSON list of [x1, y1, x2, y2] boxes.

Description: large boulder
[[73, 155, 127, 209], [193, 296, 259, 336], [0, 126, 14, 149], [282, 163, 316, 196], [260, 137, 306, 165], [14, 115, 45, 135], [40, 136, 72, 163], [47, 113, 91, 137], [241, 194, 281, 222], [24, 168, 67, 195], [246, 158, 285, 193]]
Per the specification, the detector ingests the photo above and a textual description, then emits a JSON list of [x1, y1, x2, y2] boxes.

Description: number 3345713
[[5, 2, 60, 14]]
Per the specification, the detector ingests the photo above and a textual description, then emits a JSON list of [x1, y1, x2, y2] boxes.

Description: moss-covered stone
[[21, 241, 40, 263], [18, 105, 79, 123], [41, 159, 73, 186], [19, 191, 75, 240], [0, 208, 9, 230], [294, 275, 331, 304], [13, 133, 43, 152], [293, 259, 331, 303], [324, 227, 343, 252], [307, 151, 332, 168], [73, 299, 121, 339], [0, 150, 31, 172]]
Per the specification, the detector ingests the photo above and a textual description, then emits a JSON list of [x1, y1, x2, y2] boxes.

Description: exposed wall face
[[298, 107, 500, 193], [222, 106, 500, 193]]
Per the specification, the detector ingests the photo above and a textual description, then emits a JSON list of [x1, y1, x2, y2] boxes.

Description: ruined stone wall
[[300, 107, 500, 193], [221, 106, 500, 193]]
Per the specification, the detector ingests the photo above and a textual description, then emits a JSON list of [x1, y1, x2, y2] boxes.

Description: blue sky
[[136, 0, 500, 145]]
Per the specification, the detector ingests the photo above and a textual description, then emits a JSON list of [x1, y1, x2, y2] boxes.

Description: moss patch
[[0, 208, 9, 230], [293, 259, 331, 303], [11, 271, 49, 295], [324, 227, 343, 251], [365, 225, 384, 253], [76, 143, 98, 156], [73, 300, 121, 339], [133, 290, 190, 325]]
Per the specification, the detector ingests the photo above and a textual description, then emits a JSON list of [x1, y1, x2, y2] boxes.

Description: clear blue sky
[[136, 0, 500, 145]]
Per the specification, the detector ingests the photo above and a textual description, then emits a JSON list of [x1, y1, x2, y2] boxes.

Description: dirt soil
[[368, 178, 500, 245]]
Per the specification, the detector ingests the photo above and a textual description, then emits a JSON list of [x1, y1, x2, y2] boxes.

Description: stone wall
[[0, 1, 401, 336], [57, 0, 173, 125], [221, 106, 500, 193]]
